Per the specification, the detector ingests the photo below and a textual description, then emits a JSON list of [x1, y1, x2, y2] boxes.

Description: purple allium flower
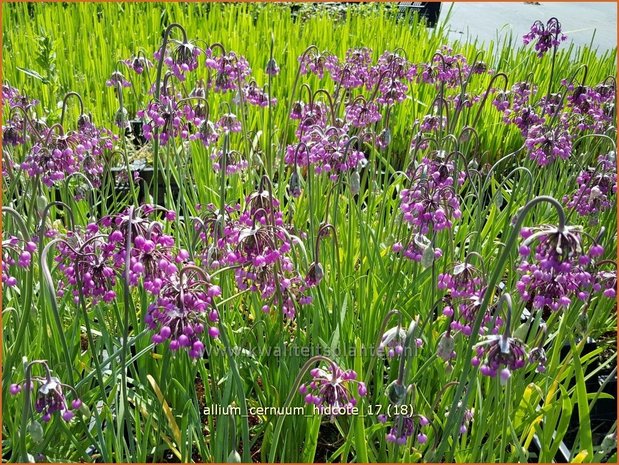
[[13, 364, 82, 424], [516, 223, 599, 311], [55, 226, 118, 304], [378, 326, 407, 358], [123, 55, 153, 75], [217, 113, 242, 133], [265, 57, 280, 76], [298, 50, 328, 78], [399, 155, 464, 236], [344, 98, 381, 128], [528, 345, 548, 373], [19, 119, 114, 188], [2, 83, 39, 110], [160, 40, 201, 81], [300, 363, 366, 418], [211, 148, 249, 175], [325, 47, 373, 89], [2, 236, 35, 288], [592, 266, 617, 299], [232, 220, 311, 319], [145, 268, 221, 358], [305, 261, 324, 287], [243, 82, 277, 107], [139, 95, 185, 145], [392, 235, 443, 264], [473, 334, 528, 381], [34, 377, 72, 421], [385, 413, 430, 446], [419, 114, 447, 133], [445, 401, 474, 434], [563, 82, 615, 132], [523, 18, 567, 58], [206, 50, 252, 92], [525, 116, 572, 166], [564, 152, 616, 218], [285, 124, 366, 181], [105, 71, 132, 88]]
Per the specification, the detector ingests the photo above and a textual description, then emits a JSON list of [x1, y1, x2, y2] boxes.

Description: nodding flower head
[[298, 50, 328, 78], [265, 57, 280, 76], [217, 113, 242, 133], [12, 362, 82, 423], [106, 71, 131, 88], [2, 235, 36, 288], [523, 17, 567, 57], [305, 261, 324, 287], [378, 326, 407, 358], [384, 413, 430, 446], [165, 40, 201, 80], [516, 223, 601, 311], [299, 363, 366, 419], [519, 223, 584, 263], [445, 400, 474, 434], [124, 55, 153, 74], [206, 50, 252, 92], [473, 334, 528, 383], [145, 267, 221, 358], [564, 152, 617, 218], [438, 261, 484, 299]]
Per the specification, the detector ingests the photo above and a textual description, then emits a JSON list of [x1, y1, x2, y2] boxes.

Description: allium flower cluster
[[324, 47, 373, 89], [445, 401, 474, 434], [55, 224, 118, 304], [564, 152, 616, 218], [299, 363, 367, 418], [231, 200, 312, 319], [206, 50, 252, 92], [524, 115, 572, 166], [523, 18, 567, 58], [193, 192, 313, 319], [298, 49, 328, 78], [563, 81, 616, 133], [439, 266, 500, 337], [379, 412, 429, 446], [472, 333, 536, 382], [11, 367, 82, 423], [344, 98, 381, 128], [399, 155, 464, 236], [123, 55, 153, 75], [419, 46, 489, 90], [516, 224, 602, 312], [210, 148, 249, 175], [285, 125, 366, 181], [2, 235, 36, 288], [106, 71, 132, 88], [243, 81, 277, 107], [20, 121, 114, 187], [156, 40, 201, 81], [146, 268, 221, 358]]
